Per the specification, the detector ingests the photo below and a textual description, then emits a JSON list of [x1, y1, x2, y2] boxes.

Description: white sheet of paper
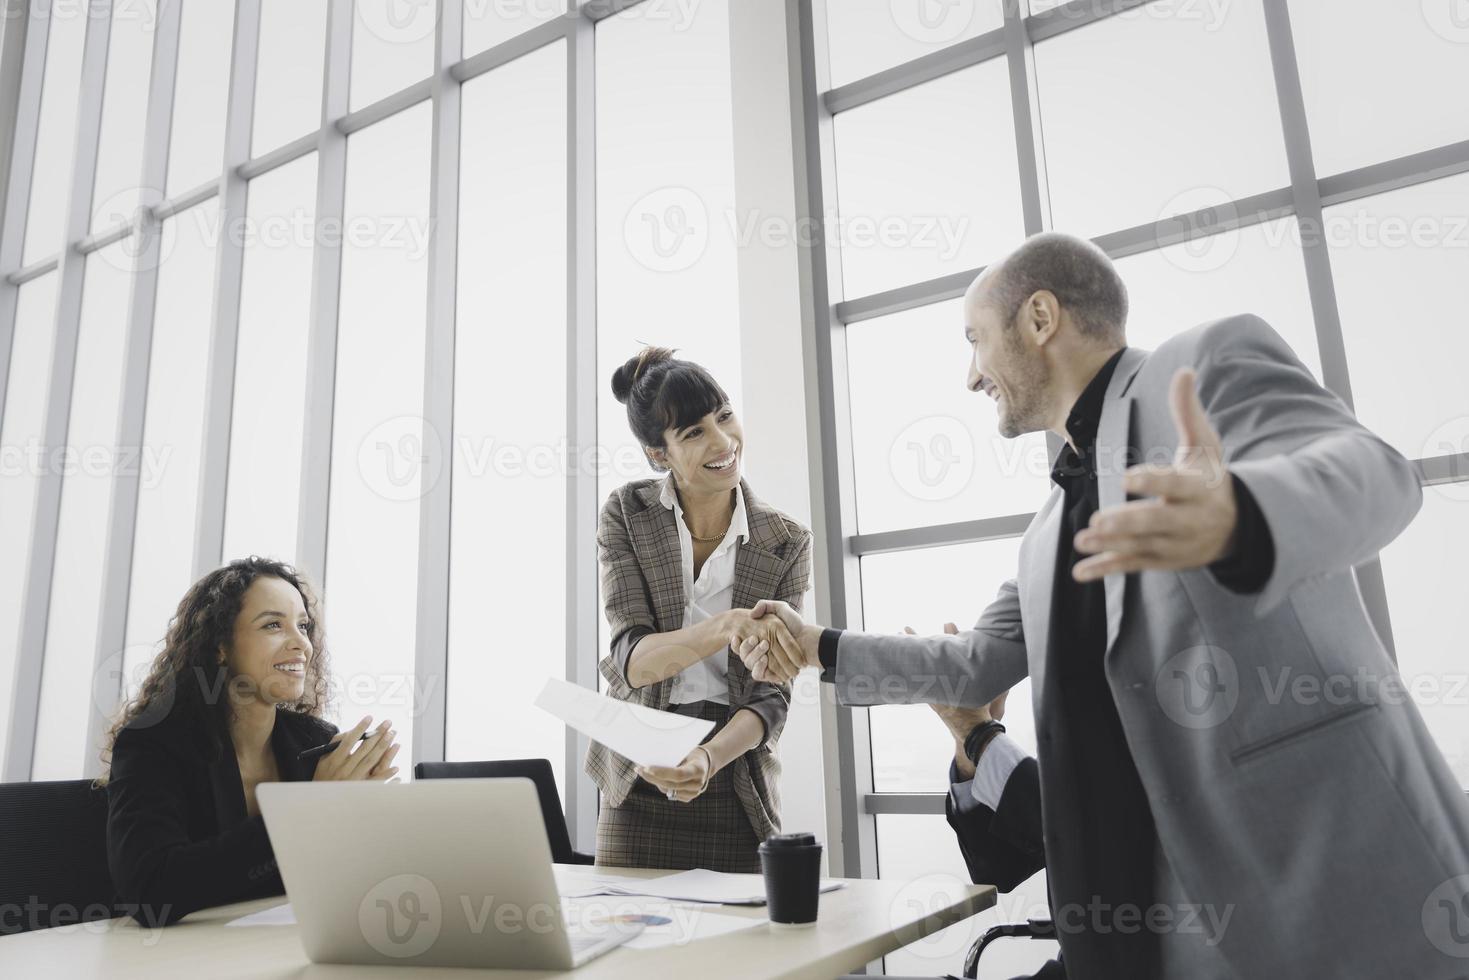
[[226, 903, 297, 927], [570, 899, 764, 950], [602, 869, 847, 906], [534, 677, 714, 768]]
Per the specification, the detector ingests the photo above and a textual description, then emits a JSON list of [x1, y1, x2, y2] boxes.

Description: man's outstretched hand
[[732, 599, 821, 683]]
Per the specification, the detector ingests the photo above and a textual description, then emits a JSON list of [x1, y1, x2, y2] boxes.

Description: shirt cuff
[[1209, 473, 1275, 595], [969, 732, 1027, 811], [817, 628, 843, 683], [613, 626, 656, 688], [950, 775, 984, 816]]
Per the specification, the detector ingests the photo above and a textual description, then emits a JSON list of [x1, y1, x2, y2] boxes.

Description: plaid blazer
[[584, 476, 813, 843]]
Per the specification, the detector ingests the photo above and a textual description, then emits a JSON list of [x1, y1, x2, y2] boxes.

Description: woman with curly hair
[[100, 557, 401, 926]]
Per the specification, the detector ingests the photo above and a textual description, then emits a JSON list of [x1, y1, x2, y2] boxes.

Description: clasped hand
[[728, 600, 815, 684]]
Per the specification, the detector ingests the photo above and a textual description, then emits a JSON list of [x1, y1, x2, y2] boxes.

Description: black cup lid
[[763, 832, 818, 848]]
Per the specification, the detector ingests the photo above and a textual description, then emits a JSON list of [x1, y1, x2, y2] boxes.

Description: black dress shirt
[[106, 706, 337, 925]]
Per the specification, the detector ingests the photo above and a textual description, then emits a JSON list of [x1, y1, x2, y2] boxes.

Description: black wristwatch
[[963, 720, 1006, 766]]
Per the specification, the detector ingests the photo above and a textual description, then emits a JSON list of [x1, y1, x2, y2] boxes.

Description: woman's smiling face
[[655, 403, 744, 494], [221, 576, 314, 707]]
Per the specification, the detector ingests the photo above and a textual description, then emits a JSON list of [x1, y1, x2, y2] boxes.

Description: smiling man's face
[[963, 272, 1053, 440]]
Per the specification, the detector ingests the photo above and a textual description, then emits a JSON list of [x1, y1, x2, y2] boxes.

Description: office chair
[[963, 916, 1056, 978], [413, 758, 595, 865], [0, 779, 121, 934]]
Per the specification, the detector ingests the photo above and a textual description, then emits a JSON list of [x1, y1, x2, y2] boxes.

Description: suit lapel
[[1096, 347, 1147, 658], [1019, 491, 1063, 699]]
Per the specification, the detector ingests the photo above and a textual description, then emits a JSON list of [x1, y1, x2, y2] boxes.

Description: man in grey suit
[[736, 232, 1469, 978]]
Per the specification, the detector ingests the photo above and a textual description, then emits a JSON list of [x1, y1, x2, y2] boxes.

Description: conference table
[[0, 864, 996, 978]]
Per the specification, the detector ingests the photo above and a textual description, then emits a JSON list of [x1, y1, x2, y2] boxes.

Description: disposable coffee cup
[[759, 832, 823, 929]]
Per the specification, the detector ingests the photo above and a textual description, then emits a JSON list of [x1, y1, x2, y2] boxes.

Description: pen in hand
[[297, 731, 371, 763]]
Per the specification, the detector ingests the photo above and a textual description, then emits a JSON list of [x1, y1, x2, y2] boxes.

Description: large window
[[800, 0, 1469, 973]]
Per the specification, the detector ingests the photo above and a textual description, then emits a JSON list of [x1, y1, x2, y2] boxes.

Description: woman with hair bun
[[586, 347, 813, 872]]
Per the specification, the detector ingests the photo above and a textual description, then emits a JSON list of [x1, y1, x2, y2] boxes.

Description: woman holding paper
[[586, 347, 813, 873]]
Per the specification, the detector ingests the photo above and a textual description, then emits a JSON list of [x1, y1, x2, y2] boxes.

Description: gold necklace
[[687, 524, 730, 543]]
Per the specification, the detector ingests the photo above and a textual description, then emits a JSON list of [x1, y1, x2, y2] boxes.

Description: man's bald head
[[970, 232, 1128, 345]]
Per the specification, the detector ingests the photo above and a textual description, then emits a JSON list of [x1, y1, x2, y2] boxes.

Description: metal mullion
[[78, 221, 130, 254], [565, 3, 598, 852], [851, 513, 1033, 558], [817, 0, 1159, 117], [296, 0, 352, 587], [0, 0, 47, 456], [863, 793, 946, 816], [1318, 138, 1469, 210], [412, 0, 462, 770], [822, 28, 1007, 116], [333, 77, 433, 136], [1003, 0, 1050, 236], [1261, 0, 1396, 660], [449, 14, 566, 84], [151, 178, 221, 220], [237, 131, 318, 182], [834, 187, 1295, 324], [793, 0, 874, 881], [80, 0, 183, 779], [192, 0, 262, 581], [1416, 454, 1469, 488], [6, 255, 58, 285]]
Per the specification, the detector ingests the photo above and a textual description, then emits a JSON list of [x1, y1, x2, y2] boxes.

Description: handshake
[[726, 600, 821, 684]]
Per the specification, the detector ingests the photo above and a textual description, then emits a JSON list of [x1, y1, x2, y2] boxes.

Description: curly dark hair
[[97, 557, 332, 782]]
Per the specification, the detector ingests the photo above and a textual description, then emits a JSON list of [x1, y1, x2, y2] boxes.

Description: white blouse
[[659, 479, 750, 705]]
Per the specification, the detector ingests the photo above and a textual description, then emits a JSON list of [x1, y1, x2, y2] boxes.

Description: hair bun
[[610, 346, 675, 405]]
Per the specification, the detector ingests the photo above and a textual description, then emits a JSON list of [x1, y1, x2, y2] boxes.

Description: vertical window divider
[[297, 0, 352, 587], [0, 0, 52, 781], [84, 0, 183, 777], [412, 0, 462, 769], [192, 0, 263, 579]]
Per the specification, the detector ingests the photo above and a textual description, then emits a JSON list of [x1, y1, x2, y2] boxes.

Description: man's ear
[[1026, 290, 1061, 346]]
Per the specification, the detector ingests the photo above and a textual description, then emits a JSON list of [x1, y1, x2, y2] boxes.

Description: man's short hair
[[986, 232, 1128, 343]]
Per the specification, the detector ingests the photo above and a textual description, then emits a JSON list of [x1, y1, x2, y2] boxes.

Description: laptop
[[257, 778, 642, 969]]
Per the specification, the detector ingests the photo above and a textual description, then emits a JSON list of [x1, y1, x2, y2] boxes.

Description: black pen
[[297, 731, 371, 763]]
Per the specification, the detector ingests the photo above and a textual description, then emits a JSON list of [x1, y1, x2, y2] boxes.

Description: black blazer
[[106, 706, 337, 925], [945, 755, 1045, 893]]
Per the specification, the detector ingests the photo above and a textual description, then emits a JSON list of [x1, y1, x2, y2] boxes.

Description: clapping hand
[[312, 716, 401, 782]]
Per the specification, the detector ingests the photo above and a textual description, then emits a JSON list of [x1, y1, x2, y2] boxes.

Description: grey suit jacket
[[585, 476, 813, 843], [832, 315, 1469, 979]]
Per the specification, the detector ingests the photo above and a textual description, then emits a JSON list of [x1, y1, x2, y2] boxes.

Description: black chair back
[[413, 758, 593, 865], [0, 779, 119, 934]]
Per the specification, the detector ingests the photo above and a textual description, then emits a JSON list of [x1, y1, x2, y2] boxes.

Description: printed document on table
[[535, 677, 714, 768], [226, 903, 297, 926]]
